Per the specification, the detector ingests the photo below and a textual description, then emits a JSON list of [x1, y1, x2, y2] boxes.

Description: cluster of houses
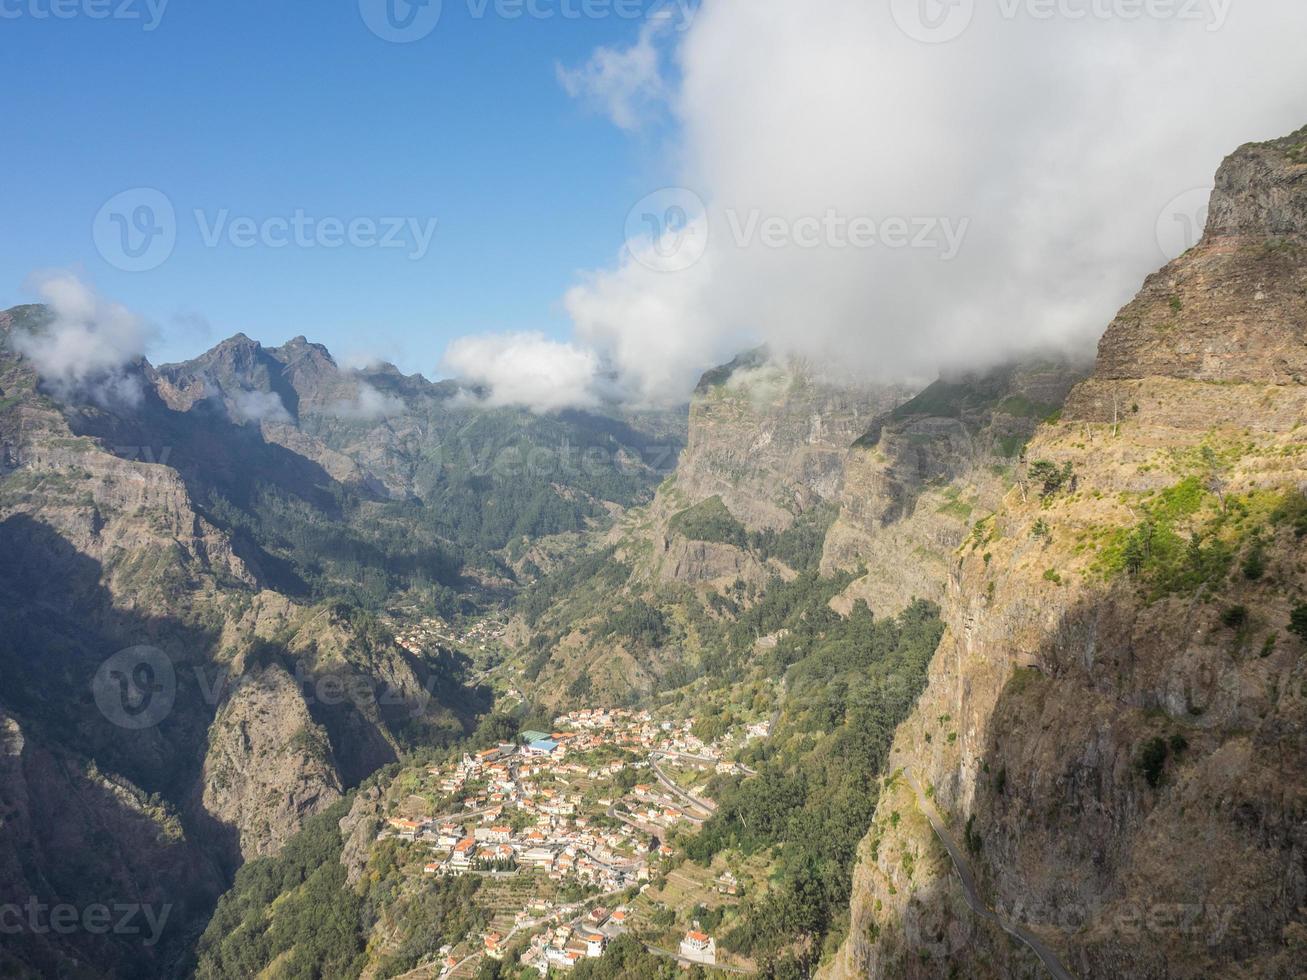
[[387, 740, 652, 892], [551, 710, 750, 779], [514, 905, 633, 974], [386, 709, 744, 973], [392, 616, 508, 657]]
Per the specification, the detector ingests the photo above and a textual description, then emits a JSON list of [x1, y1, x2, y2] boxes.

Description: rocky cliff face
[[199, 663, 343, 860], [673, 350, 906, 532], [827, 125, 1307, 979], [822, 362, 1087, 617], [0, 311, 493, 974], [637, 352, 907, 586], [514, 353, 908, 703]]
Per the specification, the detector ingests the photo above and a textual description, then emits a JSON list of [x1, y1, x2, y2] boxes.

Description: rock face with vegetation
[[826, 124, 1307, 979], [674, 349, 906, 532], [0, 307, 677, 976], [822, 361, 1088, 617], [509, 353, 907, 704]]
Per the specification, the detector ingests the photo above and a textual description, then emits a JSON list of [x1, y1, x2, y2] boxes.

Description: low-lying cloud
[[326, 380, 408, 421], [229, 388, 292, 425], [441, 333, 605, 414], [12, 272, 156, 407], [454, 0, 1307, 411]]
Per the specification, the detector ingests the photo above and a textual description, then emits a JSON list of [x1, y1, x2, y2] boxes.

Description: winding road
[[903, 770, 1076, 980], [648, 753, 717, 817]]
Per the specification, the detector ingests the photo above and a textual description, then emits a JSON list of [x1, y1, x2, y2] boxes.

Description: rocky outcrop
[[674, 351, 906, 532], [1096, 127, 1307, 386], [636, 353, 906, 588], [200, 664, 343, 860], [823, 362, 1087, 616], [1208, 125, 1307, 238], [827, 124, 1307, 980], [339, 784, 385, 886], [0, 706, 225, 979]]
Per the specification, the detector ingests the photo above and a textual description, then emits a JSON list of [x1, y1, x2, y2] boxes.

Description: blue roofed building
[[526, 738, 560, 757]]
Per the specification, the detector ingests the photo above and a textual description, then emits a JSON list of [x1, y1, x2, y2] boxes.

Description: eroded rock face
[[1097, 128, 1307, 386], [826, 124, 1307, 980], [675, 353, 907, 532], [0, 708, 225, 978], [200, 665, 343, 861], [1208, 125, 1307, 238], [822, 362, 1087, 616], [339, 785, 385, 887]]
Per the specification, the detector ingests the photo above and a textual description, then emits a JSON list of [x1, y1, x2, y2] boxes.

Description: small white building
[[680, 930, 717, 965]]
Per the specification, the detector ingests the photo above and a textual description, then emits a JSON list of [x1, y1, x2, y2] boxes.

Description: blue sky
[[7, 1, 1305, 410], [0, 0, 678, 371]]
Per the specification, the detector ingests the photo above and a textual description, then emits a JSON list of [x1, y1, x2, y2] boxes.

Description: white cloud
[[12, 272, 156, 406], [556, 17, 670, 131], [441, 333, 604, 413], [563, 218, 745, 406], [326, 380, 407, 421], [230, 388, 292, 425], [552, 0, 1307, 397]]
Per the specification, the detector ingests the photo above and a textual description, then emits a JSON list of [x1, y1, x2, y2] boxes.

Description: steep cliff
[[823, 362, 1087, 617], [828, 124, 1307, 979], [0, 312, 487, 973], [674, 350, 903, 532], [510, 353, 907, 703]]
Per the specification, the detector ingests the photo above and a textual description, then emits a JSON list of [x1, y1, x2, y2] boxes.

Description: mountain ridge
[[824, 120, 1307, 980]]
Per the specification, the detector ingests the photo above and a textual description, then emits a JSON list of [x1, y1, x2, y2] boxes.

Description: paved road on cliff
[[904, 770, 1076, 980]]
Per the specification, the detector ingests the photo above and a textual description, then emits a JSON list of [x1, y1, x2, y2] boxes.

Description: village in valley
[[376, 705, 771, 977]]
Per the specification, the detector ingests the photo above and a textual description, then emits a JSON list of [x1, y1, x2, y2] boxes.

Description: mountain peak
[[1207, 122, 1307, 239], [1091, 120, 1307, 387]]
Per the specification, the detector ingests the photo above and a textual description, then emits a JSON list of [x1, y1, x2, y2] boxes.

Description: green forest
[[686, 598, 944, 974]]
